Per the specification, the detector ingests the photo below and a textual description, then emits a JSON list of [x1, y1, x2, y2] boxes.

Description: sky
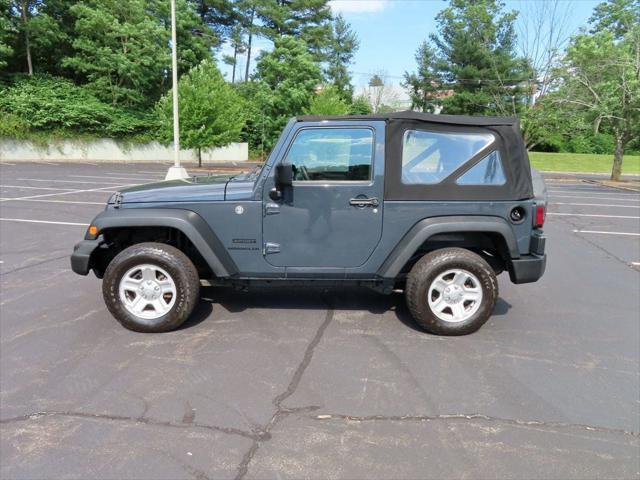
[[220, 0, 603, 91]]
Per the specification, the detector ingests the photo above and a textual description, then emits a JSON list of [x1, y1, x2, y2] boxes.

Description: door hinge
[[263, 242, 281, 255], [264, 202, 280, 215]]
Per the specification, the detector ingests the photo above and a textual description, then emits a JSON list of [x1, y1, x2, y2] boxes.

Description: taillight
[[534, 204, 545, 228]]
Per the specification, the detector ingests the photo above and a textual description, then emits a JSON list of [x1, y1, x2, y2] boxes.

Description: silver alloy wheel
[[118, 264, 177, 320], [427, 268, 483, 323]]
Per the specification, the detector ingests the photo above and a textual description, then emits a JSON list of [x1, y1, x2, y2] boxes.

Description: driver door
[[262, 124, 384, 269]]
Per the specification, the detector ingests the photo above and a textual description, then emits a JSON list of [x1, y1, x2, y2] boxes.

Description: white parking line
[[553, 202, 640, 208], [573, 229, 640, 236], [632, 262, 640, 266], [549, 195, 640, 201], [69, 174, 160, 182], [0, 184, 135, 201], [0, 218, 89, 226], [548, 189, 640, 195], [16, 178, 129, 185], [104, 172, 164, 177], [0, 198, 105, 205], [548, 213, 640, 219], [0, 185, 78, 191]]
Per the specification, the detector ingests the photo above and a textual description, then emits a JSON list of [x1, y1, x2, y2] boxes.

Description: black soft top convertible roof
[[296, 111, 533, 201], [297, 110, 519, 127]]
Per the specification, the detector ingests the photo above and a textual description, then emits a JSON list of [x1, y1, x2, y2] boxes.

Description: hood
[[111, 175, 235, 204]]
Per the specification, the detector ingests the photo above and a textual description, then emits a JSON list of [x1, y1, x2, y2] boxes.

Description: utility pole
[[165, 0, 189, 180]]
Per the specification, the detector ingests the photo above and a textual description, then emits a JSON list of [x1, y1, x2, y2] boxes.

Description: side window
[[401, 130, 494, 184], [285, 128, 373, 181], [456, 151, 506, 185]]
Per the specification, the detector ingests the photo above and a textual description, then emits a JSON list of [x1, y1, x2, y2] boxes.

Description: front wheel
[[405, 248, 498, 335], [102, 243, 200, 333]]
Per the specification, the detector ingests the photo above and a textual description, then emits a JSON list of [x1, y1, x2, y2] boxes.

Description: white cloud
[[329, 0, 389, 14]]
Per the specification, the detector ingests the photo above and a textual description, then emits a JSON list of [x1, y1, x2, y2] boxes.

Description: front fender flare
[[377, 215, 519, 279], [90, 208, 237, 278]]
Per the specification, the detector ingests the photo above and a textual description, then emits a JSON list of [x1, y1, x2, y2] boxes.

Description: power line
[[351, 71, 540, 84]]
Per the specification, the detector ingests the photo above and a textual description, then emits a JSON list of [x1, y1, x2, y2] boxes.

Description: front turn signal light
[[86, 225, 99, 239]]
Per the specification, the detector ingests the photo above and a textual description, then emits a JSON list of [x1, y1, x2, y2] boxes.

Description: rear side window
[[456, 151, 506, 185], [401, 130, 494, 184], [286, 128, 373, 181]]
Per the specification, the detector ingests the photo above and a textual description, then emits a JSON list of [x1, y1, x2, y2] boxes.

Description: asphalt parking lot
[[1, 162, 638, 479]]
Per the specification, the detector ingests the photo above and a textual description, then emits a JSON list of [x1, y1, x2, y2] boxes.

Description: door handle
[[349, 197, 379, 207]]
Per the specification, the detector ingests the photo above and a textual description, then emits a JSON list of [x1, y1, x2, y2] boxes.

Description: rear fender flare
[[377, 216, 519, 279], [91, 208, 237, 277]]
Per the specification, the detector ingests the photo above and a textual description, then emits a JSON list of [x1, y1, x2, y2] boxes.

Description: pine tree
[[429, 0, 530, 116], [325, 14, 358, 102], [258, 0, 332, 62], [402, 41, 441, 113], [254, 35, 322, 147], [0, 0, 15, 69]]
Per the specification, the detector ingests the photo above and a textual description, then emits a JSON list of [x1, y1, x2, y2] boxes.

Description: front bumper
[[70, 239, 101, 275]]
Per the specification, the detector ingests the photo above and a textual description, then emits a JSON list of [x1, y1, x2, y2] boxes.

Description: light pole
[[165, 0, 189, 180]]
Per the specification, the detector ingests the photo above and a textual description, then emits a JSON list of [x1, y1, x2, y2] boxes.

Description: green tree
[[305, 86, 349, 115], [556, 25, 639, 180], [430, 0, 531, 115], [254, 36, 322, 147], [325, 14, 358, 101], [402, 40, 441, 113], [0, 0, 15, 70], [156, 61, 247, 166], [234, 79, 273, 157], [62, 0, 168, 106], [258, 0, 332, 62], [222, 23, 246, 83], [150, 0, 219, 77], [63, 0, 215, 107], [349, 94, 372, 115], [589, 0, 639, 38], [0, 74, 152, 137]]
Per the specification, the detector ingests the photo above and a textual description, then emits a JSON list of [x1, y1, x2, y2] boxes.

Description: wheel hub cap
[[118, 264, 177, 320], [443, 284, 463, 303], [427, 268, 483, 323]]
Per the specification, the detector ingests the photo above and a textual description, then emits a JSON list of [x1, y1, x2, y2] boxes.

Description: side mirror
[[275, 163, 293, 188]]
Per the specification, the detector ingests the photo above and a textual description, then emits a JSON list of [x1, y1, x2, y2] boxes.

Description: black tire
[[405, 247, 498, 335], [102, 242, 200, 333]]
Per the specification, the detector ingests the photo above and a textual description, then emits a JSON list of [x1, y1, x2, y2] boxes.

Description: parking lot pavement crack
[[0, 411, 259, 440], [234, 303, 335, 480], [308, 413, 640, 438], [0, 254, 71, 276], [553, 215, 637, 269]]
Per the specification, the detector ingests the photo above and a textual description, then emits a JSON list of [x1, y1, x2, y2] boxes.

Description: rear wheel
[[405, 248, 498, 335], [102, 242, 200, 332]]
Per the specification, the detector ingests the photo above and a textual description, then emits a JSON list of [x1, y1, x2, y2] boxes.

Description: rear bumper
[[509, 254, 546, 284], [70, 239, 101, 275]]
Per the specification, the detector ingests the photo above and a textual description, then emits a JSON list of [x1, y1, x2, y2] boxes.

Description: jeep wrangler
[[71, 111, 547, 335]]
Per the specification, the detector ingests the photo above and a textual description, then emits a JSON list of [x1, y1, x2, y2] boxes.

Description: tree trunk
[[610, 134, 624, 182], [197, 147, 202, 168], [21, 1, 33, 75], [593, 116, 602, 135], [244, 8, 255, 82], [231, 44, 237, 83]]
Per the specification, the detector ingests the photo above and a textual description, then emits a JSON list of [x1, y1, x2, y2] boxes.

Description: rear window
[[401, 130, 494, 184], [456, 151, 506, 185]]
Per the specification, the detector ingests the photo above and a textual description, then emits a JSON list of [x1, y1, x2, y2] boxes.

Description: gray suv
[[71, 112, 547, 335]]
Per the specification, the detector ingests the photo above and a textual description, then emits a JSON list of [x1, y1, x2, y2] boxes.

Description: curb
[[540, 170, 640, 177], [582, 179, 640, 193]]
